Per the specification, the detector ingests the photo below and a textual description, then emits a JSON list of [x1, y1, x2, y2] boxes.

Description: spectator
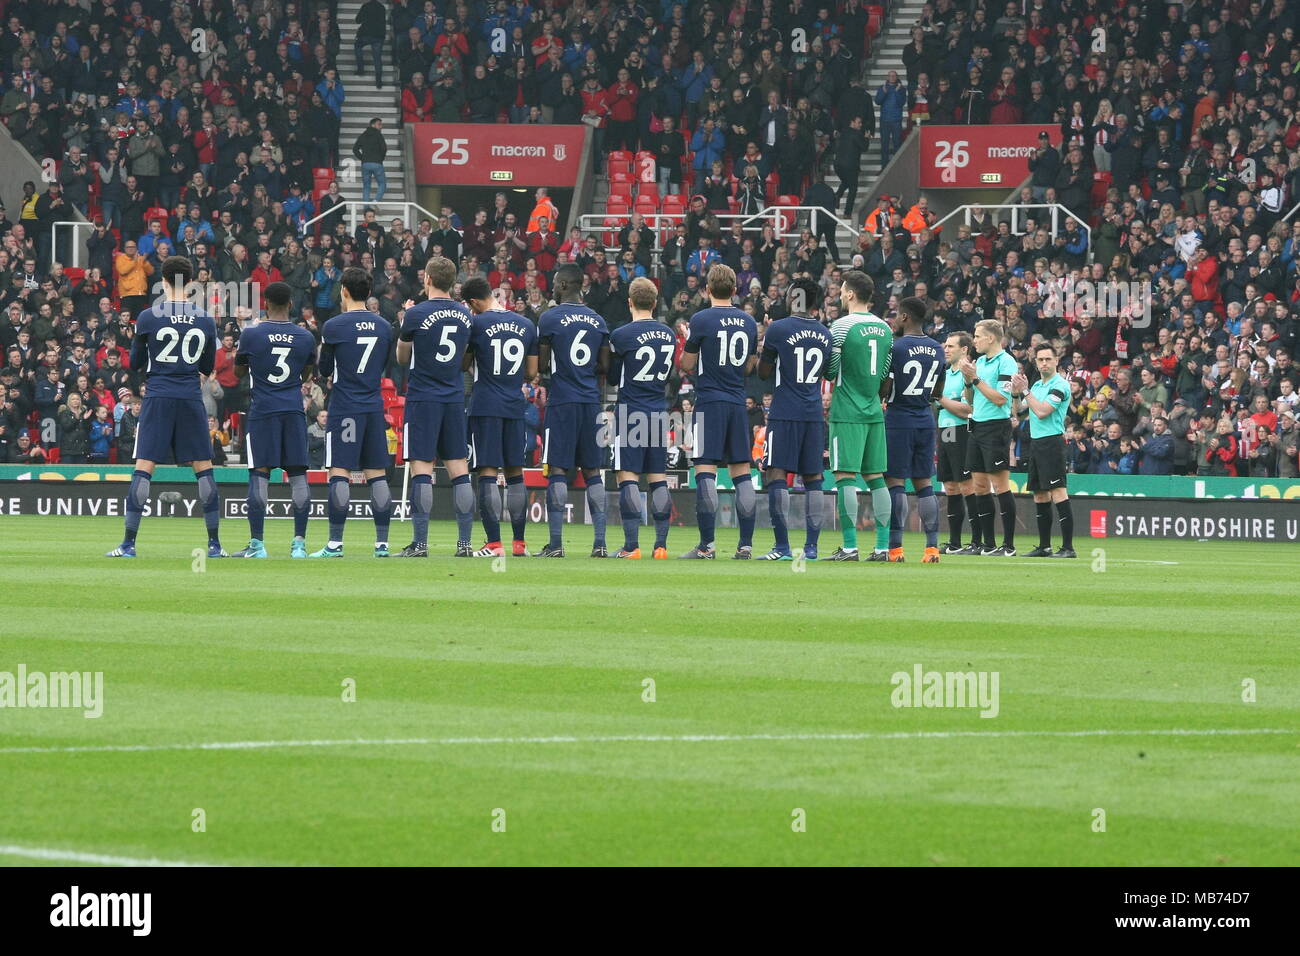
[[352, 118, 387, 204]]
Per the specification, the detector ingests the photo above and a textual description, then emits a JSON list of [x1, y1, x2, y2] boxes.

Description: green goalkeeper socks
[[836, 477, 858, 550], [868, 476, 891, 551]]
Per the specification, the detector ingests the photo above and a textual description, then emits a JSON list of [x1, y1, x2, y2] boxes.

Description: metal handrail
[[1281, 196, 1300, 223], [300, 199, 442, 237], [929, 203, 1093, 260], [50, 221, 95, 269], [576, 202, 858, 253]]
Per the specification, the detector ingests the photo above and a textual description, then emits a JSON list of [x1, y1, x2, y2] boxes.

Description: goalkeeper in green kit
[[826, 270, 894, 561]]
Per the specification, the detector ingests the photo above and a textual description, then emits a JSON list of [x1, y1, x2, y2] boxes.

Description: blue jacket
[[686, 247, 720, 277], [678, 63, 713, 104], [315, 79, 345, 118], [690, 126, 723, 170], [875, 82, 906, 123], [89, 419, 114, 457], [1138, 433, 1174, 474]]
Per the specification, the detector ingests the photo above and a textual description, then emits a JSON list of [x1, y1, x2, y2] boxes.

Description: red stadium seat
[[634, 198, 657, 218], [144, 208, 171, 233], [636, 183, 659, 206], [312, 167, 334, 182], [609, 169, 634, 185], [608, 181, 634, 204], [64, 267, 84, 284], [606, 158, 633, 178], [634, 150, 656, 183], [662, 194, 686, 216], [608, 150, 633, 167]]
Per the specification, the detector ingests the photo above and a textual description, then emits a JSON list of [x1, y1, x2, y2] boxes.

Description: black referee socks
[[1056, 499, 1074, 549], [947, 493, 966, 547], [1036, 500, 1052, 549], [997, 490, 1016, 548]]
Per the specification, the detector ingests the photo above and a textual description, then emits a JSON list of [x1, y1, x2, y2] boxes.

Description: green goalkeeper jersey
[[828, 312, 893, 424]]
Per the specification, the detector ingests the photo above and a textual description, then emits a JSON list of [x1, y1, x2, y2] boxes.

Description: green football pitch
[[0, 514, 1296, 866]]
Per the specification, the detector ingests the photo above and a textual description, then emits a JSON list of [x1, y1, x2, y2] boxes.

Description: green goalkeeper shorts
[[829, 420, 887, 476]]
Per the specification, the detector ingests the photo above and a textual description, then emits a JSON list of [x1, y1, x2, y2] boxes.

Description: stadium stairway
[[335, 0, 407, 206], [824, 0, 929, 224]]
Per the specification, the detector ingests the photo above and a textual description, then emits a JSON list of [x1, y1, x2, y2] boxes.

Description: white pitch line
[[0, 844, 218, 867], [0, 727, 1292, 756]]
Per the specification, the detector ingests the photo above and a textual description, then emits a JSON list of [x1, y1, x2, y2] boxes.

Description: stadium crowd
[[0, 0, 1296, 481]]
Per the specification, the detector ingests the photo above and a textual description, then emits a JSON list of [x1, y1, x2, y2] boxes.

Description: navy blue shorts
[[885, 424, 937, 479], [245, 411, 308, 470], [691, 402, 751, 465], [404, 400, 468, 463], [326, 409, 389, 471], [542, 402, 604, 471], [612, 407, 669, 474], [134, 396, 211, 465], [764, 419, 825, 476], [468, 415, 527, 469]]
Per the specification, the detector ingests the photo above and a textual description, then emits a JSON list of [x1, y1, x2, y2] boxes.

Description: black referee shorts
[[966, 419, 1013, 474], [936, 423, 971, 483], [1025, 434, 1068, 492]]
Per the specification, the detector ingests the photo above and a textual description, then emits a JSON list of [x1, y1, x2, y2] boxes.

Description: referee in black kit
[[1012, 344, 1077, 558]]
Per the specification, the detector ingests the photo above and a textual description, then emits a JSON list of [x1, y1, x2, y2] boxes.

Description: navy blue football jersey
[[886, 333, 944, 427], [319, 310, 393, 413], [467, 309, 538, 418], [130, 301, 217, 400], [236, 320, 317, 416], [399, 296, 474, 403], [761, 315, 831, 422], [684, 306, 757, 405], [609, 319, 676, 411], [538, 303, 608, 404]]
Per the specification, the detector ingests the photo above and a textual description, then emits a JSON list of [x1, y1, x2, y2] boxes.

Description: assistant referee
[[958, 319, 1018, 556], [1012, 343, 1077, 558]]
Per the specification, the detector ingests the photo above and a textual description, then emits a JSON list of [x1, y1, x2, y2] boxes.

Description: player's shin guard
[[733, 473, 756, 548], [803, 477, 823, 551], [888, 484, 908, 549], [997, 490, 1017, 548], [369, 476, 393, 545], [410, 474, 433, 547], [505, 473, 527, 542], [328, 475, 350, 545], [835, 476, 858, 550], [124, 468, 150, 544], [196, 468, 221, 546], [546, 474, 567, 548], [695, 472, 718, 548], [287, 468, 310, 539], [247, 471, 268, 541], [768, 478, 790, 553], [1036, 500, 1053, 549], [946, 492, 965, 546], [977, 493, 996, 549], [1056, 499, 1074, 549], [452, 474, 474, 546], [916, 485, 940, 548], [478, 475, 502, 543], [649, 480, 671, 549], [867, 476, 891, 551], [618, 480, 641, 551], [585, 474, 606, 548], [965, 493, 984, 547]]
